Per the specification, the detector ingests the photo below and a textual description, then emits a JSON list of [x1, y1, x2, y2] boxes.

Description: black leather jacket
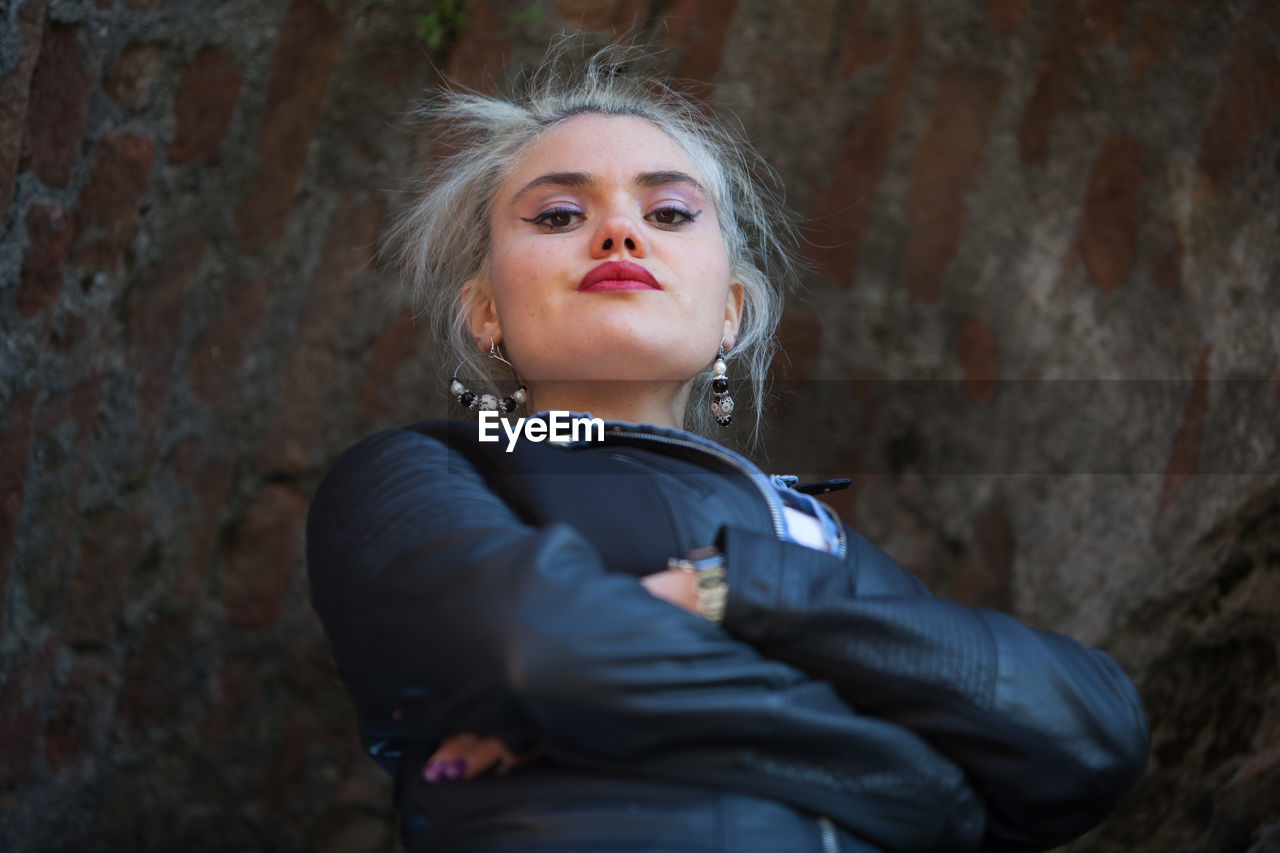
[[306, 419, 1149, 852]]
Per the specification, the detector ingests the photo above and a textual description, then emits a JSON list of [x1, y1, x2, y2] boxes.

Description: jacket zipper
[[603, 428, 788, 542], [817, 816, 840, 853], [604, 427, 848, 853], [826, 504, 849, 560]]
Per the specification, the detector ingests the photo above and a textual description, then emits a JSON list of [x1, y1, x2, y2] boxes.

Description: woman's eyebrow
[[635, 170, 705, 193], [509, 170, 707, 205], [509, 172, 592, 205]]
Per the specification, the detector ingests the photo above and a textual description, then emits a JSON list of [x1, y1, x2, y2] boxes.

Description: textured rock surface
[[0, 0, 1277, 850]]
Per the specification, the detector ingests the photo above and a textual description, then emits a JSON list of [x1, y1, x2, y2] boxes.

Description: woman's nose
[[592, 213, 647, 258]]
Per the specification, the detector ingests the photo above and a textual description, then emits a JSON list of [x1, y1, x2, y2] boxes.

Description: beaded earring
[[710, 347, 734, 427], [450, 340, 528, 414]]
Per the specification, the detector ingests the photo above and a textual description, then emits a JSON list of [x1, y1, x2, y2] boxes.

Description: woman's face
[[467, 113, 742, 385]]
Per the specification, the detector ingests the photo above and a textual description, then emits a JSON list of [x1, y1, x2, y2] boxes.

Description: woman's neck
[[524, 379, 691, 429]]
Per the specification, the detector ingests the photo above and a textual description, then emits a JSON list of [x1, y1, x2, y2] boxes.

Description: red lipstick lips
[[578, 261, 661, 292]]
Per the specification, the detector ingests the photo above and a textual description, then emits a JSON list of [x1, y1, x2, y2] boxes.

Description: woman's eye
[[648, 206, 700, 227], [523, 208, 582, 230]]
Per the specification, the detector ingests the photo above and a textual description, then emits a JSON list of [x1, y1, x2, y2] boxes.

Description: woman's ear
[[722, 282, 744, 350], [461, 277, 500, 350]]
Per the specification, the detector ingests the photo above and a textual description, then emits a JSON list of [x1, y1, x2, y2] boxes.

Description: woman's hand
[[423, 733, 541, 782], [640, 567, 700, 614]]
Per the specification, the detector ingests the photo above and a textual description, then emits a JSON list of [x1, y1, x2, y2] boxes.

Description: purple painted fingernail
[[422, 761, 445, 783], [443, 758, 467, 780]]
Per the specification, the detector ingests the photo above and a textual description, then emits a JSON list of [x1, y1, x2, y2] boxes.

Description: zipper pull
[[793, 478, 851, 495]]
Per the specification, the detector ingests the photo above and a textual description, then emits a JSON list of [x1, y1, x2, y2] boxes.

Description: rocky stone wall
[[0, 0, 1276, 850]]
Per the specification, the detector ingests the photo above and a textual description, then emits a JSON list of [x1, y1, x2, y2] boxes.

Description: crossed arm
[[713, 524, 1150, 850], [306, 429, 1148, 852]]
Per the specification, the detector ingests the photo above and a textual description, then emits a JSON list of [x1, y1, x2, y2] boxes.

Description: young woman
[[306, 47, 1149, 852]]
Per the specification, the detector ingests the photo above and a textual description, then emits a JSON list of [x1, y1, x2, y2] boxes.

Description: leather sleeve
[[718, 524, 1151, 852], [306, 429, 989, 851]]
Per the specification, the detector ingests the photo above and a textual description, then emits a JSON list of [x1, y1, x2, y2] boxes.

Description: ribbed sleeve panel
[[720, 523, 1150, 851]]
